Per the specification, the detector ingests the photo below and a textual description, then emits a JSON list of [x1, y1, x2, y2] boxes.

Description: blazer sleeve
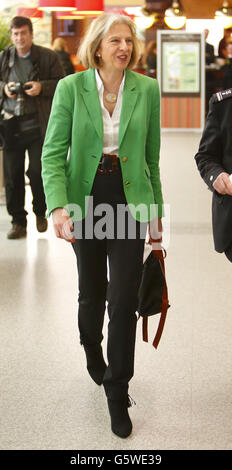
[[42, 78, 73, 214], [195, 98, 226, 191], [146, 79, 164, 217]]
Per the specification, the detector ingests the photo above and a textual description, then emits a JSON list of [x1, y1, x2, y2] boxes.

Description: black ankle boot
[[83, 344, 107, 386], [107, 395, 134, 438]]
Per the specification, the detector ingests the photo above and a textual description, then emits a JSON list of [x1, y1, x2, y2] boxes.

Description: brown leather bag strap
[[141, 250, 169, 349], [142, 316, 148, 342], [148, 220, 162, 244], [152, 310, 167, 349], [152, 255, 169, 348]]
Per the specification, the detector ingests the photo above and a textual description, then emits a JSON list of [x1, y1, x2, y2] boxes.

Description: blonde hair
[[78, 13, 139, 69], [52, 38, 68, 52]]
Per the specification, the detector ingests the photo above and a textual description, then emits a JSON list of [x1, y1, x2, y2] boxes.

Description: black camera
[[8, 82, 32, 116]]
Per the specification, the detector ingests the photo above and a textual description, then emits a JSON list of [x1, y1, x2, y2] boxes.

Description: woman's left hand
[[149, 217, 163, 240], [149, 218, 163, 250], [157, 217, 163, 237], [52, 207, 75, 243]]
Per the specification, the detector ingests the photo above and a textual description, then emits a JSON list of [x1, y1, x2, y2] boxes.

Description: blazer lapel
[[81, 68, 103, 141], [119, 70, 138, 147]]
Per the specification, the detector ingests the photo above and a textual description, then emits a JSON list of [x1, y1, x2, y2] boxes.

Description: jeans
[[3, 121, 46, 226]]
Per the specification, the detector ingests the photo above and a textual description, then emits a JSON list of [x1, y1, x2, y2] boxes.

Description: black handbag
[[138, 236, 170, 349]]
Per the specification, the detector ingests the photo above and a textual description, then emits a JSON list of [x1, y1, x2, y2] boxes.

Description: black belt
[[97, 154, 120, 175]]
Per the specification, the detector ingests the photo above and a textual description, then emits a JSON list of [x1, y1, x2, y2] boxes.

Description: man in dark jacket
[[195, 89, 232, 262], [204, 29, 214, 66], [0, 16, 64, 239]]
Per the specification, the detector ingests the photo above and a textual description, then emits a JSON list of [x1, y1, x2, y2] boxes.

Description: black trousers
[[72, 168, 146, 400], [3, 122, 46, 227], [225, 242, 232, 262]]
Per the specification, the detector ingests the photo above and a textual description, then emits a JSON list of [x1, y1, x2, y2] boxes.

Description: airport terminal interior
[[1, 0, 232, 451]]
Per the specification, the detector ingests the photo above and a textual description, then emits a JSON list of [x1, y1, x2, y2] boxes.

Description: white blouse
[[95, 69, 125, 156]]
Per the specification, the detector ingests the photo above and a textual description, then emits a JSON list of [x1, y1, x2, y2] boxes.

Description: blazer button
[[125, 181, 131, 187], [122, 157, 127, 162]]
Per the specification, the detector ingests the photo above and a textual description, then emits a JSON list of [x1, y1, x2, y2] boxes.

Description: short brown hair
[[10, 16, 33, 33], [78, 13, 139, 69]]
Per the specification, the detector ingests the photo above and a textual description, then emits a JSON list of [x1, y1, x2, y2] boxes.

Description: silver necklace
[[105, 92, 117, 103]]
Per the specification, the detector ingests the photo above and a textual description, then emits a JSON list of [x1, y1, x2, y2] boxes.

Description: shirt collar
[[95, 69, 125, 94], [16, 50, 31, 59]]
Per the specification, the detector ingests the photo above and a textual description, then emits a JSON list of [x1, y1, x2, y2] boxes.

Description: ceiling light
[[134, 16, 155, 30], [38, 1, 76, 12], [17, 8, 43, 18], [75, 0, 104, 15], [55, 11, 84, 19], [164, 1, 186, 30], [215, 1, 232, 28]]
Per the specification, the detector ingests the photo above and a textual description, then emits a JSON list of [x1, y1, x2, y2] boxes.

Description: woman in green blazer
[[42, 13, 163, 439]]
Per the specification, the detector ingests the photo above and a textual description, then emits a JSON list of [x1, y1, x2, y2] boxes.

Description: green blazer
[[42, 68, 163, 222]]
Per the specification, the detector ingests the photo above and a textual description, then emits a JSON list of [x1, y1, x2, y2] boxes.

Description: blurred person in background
[[218, 28, 232, 58], [204, 29, 214, 66], [52, 37, 75, 76], [142, 40, 157, 78], [221, 42, 232, 89], [204, 29, 215, 112], [0, 16, 63, 239]]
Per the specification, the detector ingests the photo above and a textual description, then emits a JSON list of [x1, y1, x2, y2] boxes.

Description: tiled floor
[[0, 131, 232, 450]]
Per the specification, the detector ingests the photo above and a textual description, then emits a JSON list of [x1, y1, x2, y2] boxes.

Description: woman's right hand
[[52, 207, 75, 243]]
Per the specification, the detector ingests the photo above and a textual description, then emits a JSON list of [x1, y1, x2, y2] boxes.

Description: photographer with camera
[[0, 16, 64, 239]]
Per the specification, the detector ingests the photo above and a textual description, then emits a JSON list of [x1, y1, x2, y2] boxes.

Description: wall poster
[[160, 33, 202, 97]]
